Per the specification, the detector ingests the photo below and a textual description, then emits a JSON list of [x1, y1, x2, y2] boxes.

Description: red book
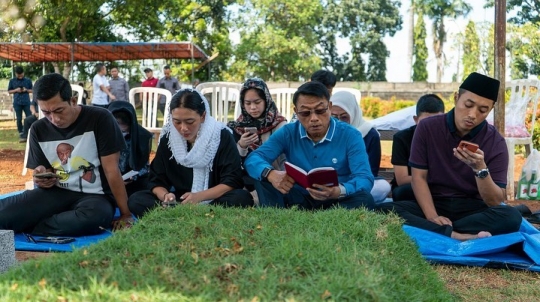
[[284, 162, 338, 189]]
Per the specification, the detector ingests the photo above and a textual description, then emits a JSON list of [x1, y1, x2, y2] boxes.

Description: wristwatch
[[261, 167, 273, 181], [475, 168, 490, 179]]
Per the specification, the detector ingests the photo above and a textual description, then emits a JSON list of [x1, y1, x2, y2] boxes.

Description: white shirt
[[92, 74, 109, 105]]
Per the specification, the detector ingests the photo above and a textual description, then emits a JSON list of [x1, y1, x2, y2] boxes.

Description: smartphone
[[162, 201, 179, 208], [457, 140, 479, 152], [35, 237, 75, 244], [34, 172, 60, 179], [244, 127, 257, 134]]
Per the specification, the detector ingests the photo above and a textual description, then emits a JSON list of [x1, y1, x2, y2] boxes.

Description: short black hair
[[310, 70, 336, 88], [144, 68, 152, 73], [416, 94, 445, 116], [293, 81, 330, 106], [95, 63, 105, 74], [34, 73, 72, 102], [164, 65, 171, 70], [14, 66, 24, 75], [170, 90, 206, 116]]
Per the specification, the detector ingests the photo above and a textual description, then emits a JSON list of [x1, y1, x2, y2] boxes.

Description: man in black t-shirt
[[0, 74, 134, 236], [391, 94, 445, 201]]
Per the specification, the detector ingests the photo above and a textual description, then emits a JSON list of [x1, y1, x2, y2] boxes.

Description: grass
[[0, 207, 454, 301], [0, 120, 25, 151]]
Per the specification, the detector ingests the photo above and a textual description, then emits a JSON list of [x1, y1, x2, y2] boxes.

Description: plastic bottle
[[528, 170, 539, 200], [517, 171, 530, 200]]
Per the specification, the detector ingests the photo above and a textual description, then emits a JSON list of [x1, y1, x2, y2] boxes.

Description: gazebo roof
[[0, 42, 208, 62]]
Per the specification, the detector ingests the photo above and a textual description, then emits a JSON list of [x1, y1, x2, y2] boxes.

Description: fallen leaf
[[38, 278, 47, 288], [191, 252, 199, 264], [321, 289, 332, 299], [79, 260, 89, 268], [10, 283, 18, 291], [250, 296, 260, 302], [57, 296, 67, 302], [130, 293, 139, 301], [83, 249, 88, 256], [233, 241, 244, 253], [256, 224, 262, 230]]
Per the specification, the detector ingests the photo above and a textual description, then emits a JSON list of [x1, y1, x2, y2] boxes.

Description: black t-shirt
[[390, 125, 416, 188], [28, 105, 125, 194], [149, 129, 244, 196]]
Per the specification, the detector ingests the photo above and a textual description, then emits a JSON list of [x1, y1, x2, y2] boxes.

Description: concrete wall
[[265, 81, 461, 101]]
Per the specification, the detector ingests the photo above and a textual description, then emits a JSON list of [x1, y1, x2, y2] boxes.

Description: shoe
[[527, 212, 540, 224], [19, 138, 27, 143], [514, 204, 532, 217]]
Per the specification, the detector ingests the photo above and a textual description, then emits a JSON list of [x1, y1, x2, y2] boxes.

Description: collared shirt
[[157, 76, 180, 104], [109, 77, 130, 101], [245, 118, 374, 195], [92, 74, 109, 105], [142, 77, 158, 88], [409, 109, 508, 199], [8, 77, 32, 105]]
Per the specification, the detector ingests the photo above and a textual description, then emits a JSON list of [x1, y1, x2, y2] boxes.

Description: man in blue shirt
[[245, 81, 375, 210], [8, 66, 33, 139]]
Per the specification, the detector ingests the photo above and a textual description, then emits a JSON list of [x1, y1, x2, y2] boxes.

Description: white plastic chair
[[333, 87, 361, 106], [128, 87, 172, 147], [22, 85, 87, 176], [269, 88, 297, 121], [505, 79, 540, 200], [196, 82, 241, 123]]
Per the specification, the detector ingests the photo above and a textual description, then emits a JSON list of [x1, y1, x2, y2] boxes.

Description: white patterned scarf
[[160, 88, 230, 204]]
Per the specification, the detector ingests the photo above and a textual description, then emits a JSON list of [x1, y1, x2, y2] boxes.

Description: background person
[[390, 94, 445, 201], [245, 81, 375, 210], [109, 67, 130, 102], [108, 101, 153, 197], [128, 88, 253, 218], [330, 91, 391, 203], [8, 66, 33, 140], [92, 63, 115, 108]]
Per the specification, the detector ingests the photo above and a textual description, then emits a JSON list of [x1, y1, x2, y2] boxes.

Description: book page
[[308, 167, 335, 174], [122, 170, 139, 181], [284, 162, 307, 175]]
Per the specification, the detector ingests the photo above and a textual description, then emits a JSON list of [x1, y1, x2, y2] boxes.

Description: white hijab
[[330, 91, 374, 138], [160, 88, 229, 204]]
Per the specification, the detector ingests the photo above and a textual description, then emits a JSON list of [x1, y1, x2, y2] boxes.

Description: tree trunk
[[408, 0, 415, 82]]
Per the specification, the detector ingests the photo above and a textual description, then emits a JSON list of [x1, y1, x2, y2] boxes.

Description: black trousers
[[21, 114, 38, 139], [128, 189, 254, 218], [0, 187, 115, 236], [377, 198, 522, 237], [255, 180, 375, 210], [391, 183, 415, 202]]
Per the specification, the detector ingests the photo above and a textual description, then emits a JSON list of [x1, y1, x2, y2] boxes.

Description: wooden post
[[494, 0, 506, 135]]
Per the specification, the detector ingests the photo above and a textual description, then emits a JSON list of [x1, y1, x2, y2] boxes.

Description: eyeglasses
[[331, 114, 350, 122], [296, 107, 329, 118]]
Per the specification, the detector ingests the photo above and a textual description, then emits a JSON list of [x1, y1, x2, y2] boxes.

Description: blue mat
[[404, 219, 540, 272], [1, 191, 114, 252]]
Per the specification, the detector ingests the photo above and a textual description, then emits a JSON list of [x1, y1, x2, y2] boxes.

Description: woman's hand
[[238, 132, 258, 149], [180, 192, 202, 204]]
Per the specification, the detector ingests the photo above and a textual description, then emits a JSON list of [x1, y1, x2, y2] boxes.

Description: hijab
[[227, 78, 286, 149], [330, 91, 374, 138]]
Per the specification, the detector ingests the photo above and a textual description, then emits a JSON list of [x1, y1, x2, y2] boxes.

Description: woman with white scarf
[[128, 89, 253, 217], [330, 91, 391, 203]]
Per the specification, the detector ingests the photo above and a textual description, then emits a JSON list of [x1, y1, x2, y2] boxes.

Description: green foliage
[[0, 207, 453, 301], [361, 97, 416, 118], [461, 20, 480, 80], [497, 0, 540, 24], [228, 0, 322, 81], [507, 23, 540, 79], [320, 0, 402, 82], [412, 13, 429, 81], [416, 0, 472, 82]]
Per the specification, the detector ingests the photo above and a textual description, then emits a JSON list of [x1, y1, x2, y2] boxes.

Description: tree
[[416, 0, 472, 82], [412, 12, 429, 81], [461, 20, 480, 80], [507, 22, 540, 79], [486, 0, 540, 24], [228, 0, 322, 81], [320, 0, 402, 81]]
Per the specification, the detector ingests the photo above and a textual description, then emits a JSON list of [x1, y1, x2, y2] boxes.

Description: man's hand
[[454, 146, 486, 171], [180, 192, 201, 204], [112, 214, 134, 231], [428, 215, 452, 226], [307, 184, 340, 201], [268, 170, 295, 194], [32, 166, 57, 189], [109, 94, 117, 101]]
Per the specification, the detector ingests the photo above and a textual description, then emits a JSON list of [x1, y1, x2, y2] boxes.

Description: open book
[[122, 170, 139, 181], [284, 162, 338, 189]]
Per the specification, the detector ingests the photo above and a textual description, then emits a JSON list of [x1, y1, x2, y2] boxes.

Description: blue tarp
[[403, 220, 540, 272], [1, 191, 113, 252]]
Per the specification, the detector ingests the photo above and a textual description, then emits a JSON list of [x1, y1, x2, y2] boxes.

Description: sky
[[381, 1, 495, 83]]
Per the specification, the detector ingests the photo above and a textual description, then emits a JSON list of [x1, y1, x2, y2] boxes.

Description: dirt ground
[[1, 149, 537, 261]]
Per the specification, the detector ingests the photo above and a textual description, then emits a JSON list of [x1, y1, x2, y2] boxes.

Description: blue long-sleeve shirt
[[245, 118, 374, 196]]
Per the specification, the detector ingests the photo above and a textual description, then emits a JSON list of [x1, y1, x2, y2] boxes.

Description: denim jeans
[[13, 103, 31, 134]]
